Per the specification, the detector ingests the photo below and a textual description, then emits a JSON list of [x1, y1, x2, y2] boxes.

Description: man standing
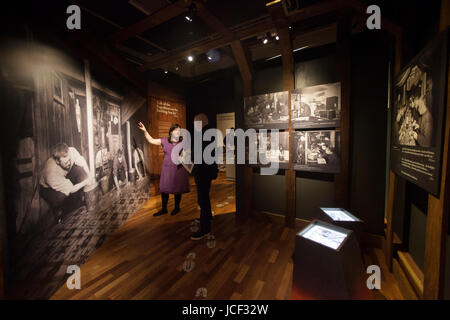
[[40, 143, 92, 223], [113, 149, 129, 196], [191, 113, 218, 240]]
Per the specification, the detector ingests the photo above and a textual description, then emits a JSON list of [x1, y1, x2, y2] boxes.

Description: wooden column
[[385, 32, 403, 271], [423, 0, 450, 299], [335, 12, 352, 209], [268, 1, 295, 227], [230, 40, 253, 216], [279, 26, 296, 228]]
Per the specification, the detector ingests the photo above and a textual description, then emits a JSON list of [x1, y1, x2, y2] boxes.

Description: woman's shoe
[[153, 209, 168, 216], [171, 207, 180, 216]]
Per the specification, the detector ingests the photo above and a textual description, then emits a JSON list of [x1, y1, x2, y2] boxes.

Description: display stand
[[292, 220, 372, 299]]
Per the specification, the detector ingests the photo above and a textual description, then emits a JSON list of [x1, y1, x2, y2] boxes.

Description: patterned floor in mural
[[9, 177, 151, 300]]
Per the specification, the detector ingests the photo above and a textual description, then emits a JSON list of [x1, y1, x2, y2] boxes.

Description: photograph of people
[[138, 122, 190, 216], [39, 143, 93, 224], [112, 149, 129, 196], [395, 66, 434, 147]]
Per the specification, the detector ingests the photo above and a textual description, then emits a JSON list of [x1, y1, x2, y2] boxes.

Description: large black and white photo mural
[[0, 39, 150, 299], [391, 30, 448, 195]]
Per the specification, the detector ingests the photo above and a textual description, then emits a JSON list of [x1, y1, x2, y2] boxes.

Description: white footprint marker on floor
[[206, 235, 216, 249], [195, 288, 208, 298], [183, 252, 196, 272], [190, 220, 199, 232]]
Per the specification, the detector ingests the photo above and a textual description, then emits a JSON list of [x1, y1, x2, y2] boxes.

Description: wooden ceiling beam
[[140, 0, 350, 71], [192, 0, 252, 82], [193, 0, 234, 38], [108, 0, 191, 44]]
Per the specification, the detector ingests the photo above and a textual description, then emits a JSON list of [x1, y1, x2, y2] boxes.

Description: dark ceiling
[[2, 0, 442, 85]]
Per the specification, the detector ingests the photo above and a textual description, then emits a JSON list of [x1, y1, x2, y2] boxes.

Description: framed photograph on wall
[[244, 91, 289, 129], [291, 82, 341, 129], [244, 130, 289, 169], [391, 29, 448, 196], [292, 129, 341, 173]]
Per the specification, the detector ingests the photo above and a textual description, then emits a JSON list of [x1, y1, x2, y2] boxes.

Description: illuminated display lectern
[[292, 220, 372, 300]]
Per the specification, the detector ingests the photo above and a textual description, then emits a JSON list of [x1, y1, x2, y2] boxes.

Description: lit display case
[[292, 220, 372, 300]]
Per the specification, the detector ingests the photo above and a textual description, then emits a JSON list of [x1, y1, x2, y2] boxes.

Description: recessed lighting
[[188, 55, 194, 62], [263, 38, 268, 44]]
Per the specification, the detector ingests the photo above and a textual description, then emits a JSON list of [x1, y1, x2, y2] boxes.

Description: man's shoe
[[153, 209, 168, 216], [171, 208, 180, 216], [191, 230, 210, 240]]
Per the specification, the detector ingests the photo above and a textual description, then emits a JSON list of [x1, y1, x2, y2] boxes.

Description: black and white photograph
[[244, 91, 289, 129], [0, 43, 151, 299], [291, 82, 341, 129], [258, 131, 290, 169], [293, 130, 341, 173], [391, 30, 448, 196]]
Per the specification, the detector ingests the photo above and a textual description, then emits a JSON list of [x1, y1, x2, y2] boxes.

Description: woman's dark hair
[[169, 124, 182, 141]]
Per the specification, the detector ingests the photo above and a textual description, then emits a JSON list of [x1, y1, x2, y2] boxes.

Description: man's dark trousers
[[194, 175, 213, 233]]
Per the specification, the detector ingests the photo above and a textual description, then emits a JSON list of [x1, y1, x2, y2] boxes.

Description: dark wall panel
[[349, 31, 390, 234], [252, 173, 286, 214]]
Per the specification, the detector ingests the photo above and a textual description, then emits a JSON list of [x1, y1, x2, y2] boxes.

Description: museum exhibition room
[[1, 0, 450, 304]]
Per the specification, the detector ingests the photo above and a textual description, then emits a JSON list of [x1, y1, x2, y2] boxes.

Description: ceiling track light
[[185, 2, 196, 23]]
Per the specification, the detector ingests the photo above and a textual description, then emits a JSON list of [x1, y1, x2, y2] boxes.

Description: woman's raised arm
[[138, 122, 162, 146]]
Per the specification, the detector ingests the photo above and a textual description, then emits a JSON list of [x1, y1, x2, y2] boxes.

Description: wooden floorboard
[[51, 172, 404, 300]]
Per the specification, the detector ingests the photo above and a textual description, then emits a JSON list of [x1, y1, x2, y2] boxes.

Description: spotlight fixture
[[275, 35, 279, 41], [164, 69, 168, 74], [185, 2, 196, 23], [207, 56, 212, 61], [263, 38, 268, 44], [187, 55, 194, 62]]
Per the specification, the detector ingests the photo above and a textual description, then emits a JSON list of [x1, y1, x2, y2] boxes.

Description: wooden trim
[[393, 258, 420, 300], [422, 0, 450, 300], [397, 251, 424, 299]]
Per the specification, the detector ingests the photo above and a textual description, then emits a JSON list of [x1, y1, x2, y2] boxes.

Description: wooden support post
[[268, 1, 296, 228], [230, 40, 253, 216], [335, 12, 352, 209], [242, 78, 253, 216], [423, 0, 450, 299], [385, 32, 403, 271]]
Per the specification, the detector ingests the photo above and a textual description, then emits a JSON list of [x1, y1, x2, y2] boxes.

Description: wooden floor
[[51, 172, 404, 300]]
